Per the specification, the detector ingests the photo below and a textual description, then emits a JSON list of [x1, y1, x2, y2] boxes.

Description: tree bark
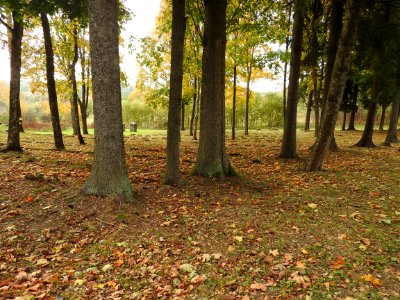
[[283, 4, 292, 123], [193, 83, 200, 141], [355, 101, 377, 147], [69, 27, 85, 144], [189, 76, 197, 136], [84, 0, 133, 199], [305, 0, 361, 171], [304, 90, 313, 131], [379, 105, 386, 132], [244, 47, 254, 136], [194, 0, 234, 177], [165, 0, 185, 185], [181, 102, 185, 131], [384, 96, 400, 144], [348, 83, 358, 130], [232, 66, 237, 140], [41, 13, 65, 150], [78, 37, 89, 135], [279, 0, 305, 158], [321, 0, 344, 120], [3, 12, 23, 152], [318, 0, 344, 150], [342, 111, 346, 130]]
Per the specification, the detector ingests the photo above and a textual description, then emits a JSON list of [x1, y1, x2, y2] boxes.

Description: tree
[[319, 0, 344, 150], [279, 0, 305, 158], [384, 96, 400, 144], [305, 0, 362, 171], [355, 1, 393, 148], [1, 9, 24, 152], [83, 0, 133, 198], [194, 0, 235, 177], [69, 25, 85, 144], [164, 0, 185, 185], [41, 12, 65, 150]]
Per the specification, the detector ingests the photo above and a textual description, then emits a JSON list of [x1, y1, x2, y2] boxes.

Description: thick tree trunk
[[348, 84, 358, 130], [305, 0, 361, 171], [84, 0, 133, 199], [3, 12, 23, 152], [356, 101, 378, 147], [41, 13, 65, 150], [189, 77, 197, 136], [165, 0, 185, 185], [283, 5, 292, 122], [304, 90, 313, 131], [195, 0, 234, 177], [279, 0, 305, 158], [379, 105, 386, 132], [384, 97, 400, 144], [69, 27, 85, 144], [232, 66, 237, 140], [319, 0, 345, 150], [321, 0, 344, 120]]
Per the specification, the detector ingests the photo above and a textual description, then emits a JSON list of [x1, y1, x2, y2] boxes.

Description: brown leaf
[[250, 283, 267, 291], [331, 256, 345, 270]]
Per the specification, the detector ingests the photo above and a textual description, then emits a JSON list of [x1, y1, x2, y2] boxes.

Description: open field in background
[[0, 129, 399, 299]]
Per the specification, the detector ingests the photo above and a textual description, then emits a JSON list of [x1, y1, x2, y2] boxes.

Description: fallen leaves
[[250, 282, 267, 291], [331, 256, 345, 270], [360, 274, 383, 287]]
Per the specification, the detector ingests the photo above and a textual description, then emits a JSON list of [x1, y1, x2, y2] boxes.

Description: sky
[[0, 0, 282, 92]]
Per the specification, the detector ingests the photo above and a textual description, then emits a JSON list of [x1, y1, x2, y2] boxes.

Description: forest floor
[[0, 128, 399, 300]]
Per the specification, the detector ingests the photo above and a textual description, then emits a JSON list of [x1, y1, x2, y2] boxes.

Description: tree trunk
[[232, 66, 237, 140], [244, 47, 254, 136], [41, 13, 65, 150], [194, 84, 200, 141], [342, 111, 346, 130], [305, 0, 361, 171], [3, 12, 23, 152], [194, 0, 234, 177], [379, 105, 386, 132], [181, 102, 185, 131], [355, 101, 378, 147], [84, 0, 133, 199], [79, 37, 89, 135], [279, 0, 305, 158], [304, 90, 313, 131], [348, 83, 358, 130], [384, 96, 400, 144], [189, 76, 197, 136], [165, 0, 185, 185], [283, 4, 292, 122], [321, 0, 344, 120], [69, 27, 85, 144], [314, 94, 320, 135]]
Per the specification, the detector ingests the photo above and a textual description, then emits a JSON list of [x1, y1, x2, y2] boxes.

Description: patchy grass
[[0, 128, 399, 299]]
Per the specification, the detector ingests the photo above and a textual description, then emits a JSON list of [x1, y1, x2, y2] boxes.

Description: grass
[[0, 127, 399, 299]]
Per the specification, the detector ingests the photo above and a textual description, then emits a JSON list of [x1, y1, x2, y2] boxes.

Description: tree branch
[[0, 17, 13, 32]]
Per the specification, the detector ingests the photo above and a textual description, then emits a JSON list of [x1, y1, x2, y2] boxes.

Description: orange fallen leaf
[[360, 274, 382, 287], [331, 256, 345, 270], [25, 196, 34, 203]]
